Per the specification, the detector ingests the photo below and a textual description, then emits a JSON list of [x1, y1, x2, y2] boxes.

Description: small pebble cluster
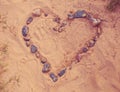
[[21, 8, 102, 82]]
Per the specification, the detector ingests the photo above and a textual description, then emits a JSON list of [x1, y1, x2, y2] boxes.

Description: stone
[[22, 26, 29, 37], [92, 18, 101, 27], [73, 10, 87, 18], [76, 53, 82, 62], [42, 62, 51, 73], [89, 17, 101, 27], [30, 45, 37, 53], [26, 41, 31, 47], [35, 51, 40, 58], [67, 13, 74, 19], [40, 56, 47, 64], [53, 16, 61, 23], [26, 17, 33, 25], [58, 68, 66, 77], [32, 8, 42, 17], [87, 39, 96, 48], [23, 36, 30, 41], [81, 47, 88, 53], [49, 73, 58, 82]]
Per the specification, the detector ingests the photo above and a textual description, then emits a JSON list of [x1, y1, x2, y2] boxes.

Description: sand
[[0, 0, 120, 92]]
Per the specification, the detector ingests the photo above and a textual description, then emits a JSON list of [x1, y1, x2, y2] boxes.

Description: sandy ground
[[0, 0, 120, 92]]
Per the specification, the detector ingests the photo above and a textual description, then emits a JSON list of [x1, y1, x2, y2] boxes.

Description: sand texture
[[0, 0, 120, 92]]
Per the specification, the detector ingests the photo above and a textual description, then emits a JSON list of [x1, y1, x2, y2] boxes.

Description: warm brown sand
[[0, 0, 120, 92]]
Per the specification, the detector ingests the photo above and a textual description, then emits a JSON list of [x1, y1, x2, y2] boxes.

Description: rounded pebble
[[76, 53, 82, 62], [87, 39, 96, 48], [26, 17, 33, 25], [23, 36, 30, 41], [26, 41, 31, 47], [92, 18, 101, 27], [40, 56, 47, 64], [58, 68, 66, 77], [89, 17, 101, 27], [42, 62, 51, 73], [81, 47, 88, 53], [32, 8, 42, 17], [35, 51, 40, 58], [30, 45, 37, 53], [73, 10, 87, 18], [49, 73, 58, 82], [22, 26, 29, 37]]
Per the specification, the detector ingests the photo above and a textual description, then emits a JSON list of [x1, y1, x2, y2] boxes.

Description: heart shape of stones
[[21, 8, 102, 82]]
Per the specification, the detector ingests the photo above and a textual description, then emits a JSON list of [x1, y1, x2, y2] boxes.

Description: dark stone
[[26, 17, 33, 25], [58, 68, 66, 77], [73, 10, 87, 18], [30, 45, 37, 53], [42, 62, 51, 73], [82, 47, 88, 53], [53, 17, 61, 23], [40, 56, 47, 64], [22, 26, 29, 37], [49, 73, 58, 82], [44, 13, 48, 17]]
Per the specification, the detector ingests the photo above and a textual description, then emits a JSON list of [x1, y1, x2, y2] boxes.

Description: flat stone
[[42, 62, 51, 73], [58, 68, 66, 77], [73, 10, 87, 18], [22, 26, 29, 37], [32, 8, 42, 17], [26, 17, 33, 25], [49, 73, 58, 82], [30, 45, 37, 53]]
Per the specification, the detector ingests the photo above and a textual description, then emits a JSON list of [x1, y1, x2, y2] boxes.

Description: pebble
[[23, 36, 30, 41], [73, 10, 87, 18], [76, 53, 82, 62], [87, 39, 96, 48], [42, 62, 51, 73], [26, 41, 31, 47], [26, 17, 33, 25], [30, 45, 37, 53], [40, 56, 47, 64], [53, 16, 61, 23], [67, 13, 74, 20], [35, 51, 40, 58], [22, 26, 29, 37], [89, 17, 101, 27], [96, 27, 102, 37], [32, 8, 42, 17], [81, 47, 88, 53], [49, 73, 58, 82], [58, 68, 66, 77]]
